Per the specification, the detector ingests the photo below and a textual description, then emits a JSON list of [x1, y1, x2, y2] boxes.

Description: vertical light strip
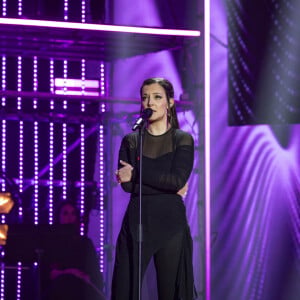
[[64, 0, 68, 21], [79, 59, 86, 235], [2, 0, 6, 16], [62, 60, 68, 200], [18, 120, 24, 219], [17, 56, 23, 219], [0, 120, 6, 184], [100, 63, 105, 96], [49, 59, 55, 223], [33, 121, 39, 224], [204, 0, 211, 299], [33, 57, 39, 224], [81, 0, 86, 23], [98, 124, 104, 273], [79, 2, 86, 234], [0, 265, 5, 300], [81, 59, 86, 112], [62, 123, 67, 200], [16, 262, 22, 300], [49, 59, 55, 110], [63, 60, 68, 110], [49, 122, 54, 224], [17, 56, 22, 111], [0, 55, 6, 297], [99, 62, 105, 273], [1, 56, 6, 106], [17, 27, 23, 292], [33, 57, 38, 108], [1, 56, 7, 216], [1, 119, 6, 224], [17, 0, 22, 16], [0, 1, 6, 286], [80, 123, 85, 235]]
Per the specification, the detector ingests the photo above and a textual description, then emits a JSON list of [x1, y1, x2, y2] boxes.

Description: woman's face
[[141, 83, 173, 124], [59, 204, 78, 225]]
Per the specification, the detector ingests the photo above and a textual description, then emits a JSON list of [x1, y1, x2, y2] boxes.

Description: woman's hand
[[115, 160, 134, 184], [177, 183, 188, 197]]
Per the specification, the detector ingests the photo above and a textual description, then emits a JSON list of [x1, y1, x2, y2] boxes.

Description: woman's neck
[[147, 121, 171, 136]]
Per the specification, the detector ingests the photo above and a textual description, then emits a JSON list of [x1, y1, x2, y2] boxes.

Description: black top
[[119, 127, 194, 195]]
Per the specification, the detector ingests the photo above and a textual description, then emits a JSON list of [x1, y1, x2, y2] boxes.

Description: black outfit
[[111, 127, 196, 300], [42, 228, 104, 300]]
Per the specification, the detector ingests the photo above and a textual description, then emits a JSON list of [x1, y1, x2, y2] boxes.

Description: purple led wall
[[0, 1, 107, 299], [211, 0, 300, 299]]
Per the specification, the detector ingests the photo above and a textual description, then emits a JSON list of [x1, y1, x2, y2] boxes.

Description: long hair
[[140, 77, 180, 129], [54, 200, 81, 233]]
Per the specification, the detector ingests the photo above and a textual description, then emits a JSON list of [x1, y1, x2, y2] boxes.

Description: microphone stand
[[132, 108, 152, 299], [137, 121, 146, 300]]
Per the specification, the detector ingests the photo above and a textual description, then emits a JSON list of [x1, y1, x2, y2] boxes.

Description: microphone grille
[[142, 108, 153, 118]]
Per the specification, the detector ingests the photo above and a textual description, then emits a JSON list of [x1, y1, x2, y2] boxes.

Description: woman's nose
[[147, 97, 153, 106]]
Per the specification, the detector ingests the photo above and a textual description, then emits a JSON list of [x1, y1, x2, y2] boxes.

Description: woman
[[44, 201, 104, 300], [112, 78, 196, 299]]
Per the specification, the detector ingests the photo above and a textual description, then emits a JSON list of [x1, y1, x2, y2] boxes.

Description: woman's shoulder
[[121, 131, 139, 148], [124, 131, 139, 139], [174, 128, 192, 137], [174, 129, 194, 145]]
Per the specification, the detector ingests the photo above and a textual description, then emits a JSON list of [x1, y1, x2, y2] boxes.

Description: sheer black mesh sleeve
[[117, 129, 194, 195], [142, 131, 194, 192], [118, 133, 139, 193]]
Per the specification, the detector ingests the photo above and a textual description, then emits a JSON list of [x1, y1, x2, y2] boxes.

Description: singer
[[111, 78, 197, 300]]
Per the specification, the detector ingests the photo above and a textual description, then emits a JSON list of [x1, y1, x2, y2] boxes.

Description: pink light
[[55, 90, 99, 96], [54, 77, 100, 96], [0, 17, 201, 37], [55, 78, 100, 89], [204, 0, 211, 299]]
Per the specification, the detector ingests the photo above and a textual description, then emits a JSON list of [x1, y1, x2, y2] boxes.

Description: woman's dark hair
[[140, 77, 179, 129], [54, 200, 81, 225]]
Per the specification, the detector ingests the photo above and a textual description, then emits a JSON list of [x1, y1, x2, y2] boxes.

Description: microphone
[[132, 108, 153, 131]]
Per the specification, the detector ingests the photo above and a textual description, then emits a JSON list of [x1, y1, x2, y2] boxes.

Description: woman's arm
[[143, 145, 194, 192], [142, 133, 194, 192], [117, 134, 138, 193]]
